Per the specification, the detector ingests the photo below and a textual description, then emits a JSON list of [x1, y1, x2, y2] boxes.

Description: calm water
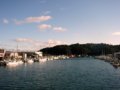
[[0, 57, 120, 90]]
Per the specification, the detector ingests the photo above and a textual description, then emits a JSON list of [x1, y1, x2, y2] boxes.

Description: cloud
[[112, 32, 120, 35], [45, 39, 67, 45], [37, 24, 51, 29], [34, 39, 67, 48], [43, 11, 51, 14], [14, 16, 52, 24], [74, 33, 79, 36], [14, 38, 38, 43], [52, 27, 67, 31], [34, 43, 41, 46], [3, 19, 9, 23]]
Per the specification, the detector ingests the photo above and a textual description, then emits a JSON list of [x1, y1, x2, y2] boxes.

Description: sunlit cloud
[[45, 39, 67, 45], [3, 19, 9, 23], [35, 39, 67, 48], [74, 33, 79, 36], [43, 11, 51, 14], [112, 32, 120, 35], [14, 38, 38, 43], [14, 16, 52, 24], [37, 24, 51, 29], [52, 27, 67, 31], [34, 43, 41, 46]]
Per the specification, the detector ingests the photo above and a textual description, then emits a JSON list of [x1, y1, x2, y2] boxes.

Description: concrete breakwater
[[94, 55, 120, 67]]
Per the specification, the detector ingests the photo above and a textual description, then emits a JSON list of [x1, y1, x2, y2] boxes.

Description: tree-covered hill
[[39, 43, 120, 56]]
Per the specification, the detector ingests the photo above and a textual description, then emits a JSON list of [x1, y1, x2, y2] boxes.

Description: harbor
[[1, 47, 120, 68], [0, 48, 70, 66]]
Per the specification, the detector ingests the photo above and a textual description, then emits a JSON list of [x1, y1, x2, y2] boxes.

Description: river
[[0, 57, 120, 90]]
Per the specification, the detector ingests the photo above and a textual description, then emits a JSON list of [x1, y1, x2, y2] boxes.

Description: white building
[[35, 51, 43, 57]]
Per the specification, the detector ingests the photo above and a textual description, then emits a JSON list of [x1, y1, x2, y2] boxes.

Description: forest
[[39, 43, 120, 56]]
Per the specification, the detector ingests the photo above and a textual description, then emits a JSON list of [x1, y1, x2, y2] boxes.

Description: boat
[[39, 58, 47, 62], [27, 59, 34, 63], [6, 59, 19, 66], [17, 60, 23, 64], [34, 58, 39, 62]]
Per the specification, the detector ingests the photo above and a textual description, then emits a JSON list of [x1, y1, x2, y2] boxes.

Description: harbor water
[[0, 57, 120, 90]]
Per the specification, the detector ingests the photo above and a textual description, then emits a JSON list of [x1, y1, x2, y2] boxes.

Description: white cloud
[[14, 38, 38, 43], [37, 24, 51, 29], [43, 11, 51, 14], [3, 19, 9, 23], [34, 39, 67, 48], [34, 43, 41, 46], [14, 16, 52, 24], [112, 32, 120, 35], [52, 27, 67, 31], [45, 39, 67, 46]]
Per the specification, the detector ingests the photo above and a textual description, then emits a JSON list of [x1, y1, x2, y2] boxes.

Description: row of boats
[[94, 55, 120, 67], [0, 56, 70, 66]]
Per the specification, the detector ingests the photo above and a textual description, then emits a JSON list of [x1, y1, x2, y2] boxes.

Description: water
[[0, 57, 120, 90]]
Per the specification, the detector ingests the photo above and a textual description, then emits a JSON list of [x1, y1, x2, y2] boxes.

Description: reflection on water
[[0, 57, 120, 90]]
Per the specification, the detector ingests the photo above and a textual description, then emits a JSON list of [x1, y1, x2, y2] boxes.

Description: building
[[35, 51, 43, 57], [4, 51, 22, 59], [18, 51, 43, 58], [0, 48, 5, 61]]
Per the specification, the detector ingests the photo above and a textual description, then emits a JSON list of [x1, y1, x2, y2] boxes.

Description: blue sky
[[0, 0, 120, 51]]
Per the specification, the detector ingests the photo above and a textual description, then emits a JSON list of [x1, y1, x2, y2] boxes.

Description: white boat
[[17, 60, 23, 64], [27, 59, 34, 63], [54, 57, 59, 60], [39, 58, 47, 62], [7, 61, 19, 66]]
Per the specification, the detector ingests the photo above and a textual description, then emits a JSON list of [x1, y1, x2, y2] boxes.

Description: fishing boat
[[6, 59, 19, 66], [39, 58, 47, 62], [27, 59, 34, 63]]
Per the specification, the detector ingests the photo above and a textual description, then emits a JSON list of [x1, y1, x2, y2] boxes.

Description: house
[[0, 48, 5, 61]]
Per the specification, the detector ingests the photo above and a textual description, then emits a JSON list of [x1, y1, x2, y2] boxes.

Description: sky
[[0, 0, 120, 51]]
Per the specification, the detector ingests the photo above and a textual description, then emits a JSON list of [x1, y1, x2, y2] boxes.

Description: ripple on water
[[0, 58, 120, 90]]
